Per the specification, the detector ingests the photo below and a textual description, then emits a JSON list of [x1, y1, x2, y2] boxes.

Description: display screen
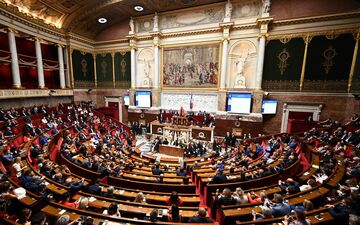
[[123, 95, 130, 106], [261, 100, 277, 114], [226, 93, 252, 114], [135, 91, 151, 108]]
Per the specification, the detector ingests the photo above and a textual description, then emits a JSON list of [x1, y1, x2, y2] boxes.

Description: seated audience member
[[148, 208, 159, 222], [17, 208, 32, 225], [247, 191, 268, 204], [279, 178, 300, 195], [19, 170, 45, 194], [59, 193, 79, 208], [168, 204, 181, 222], [268, 194, 291, 217], [30, 212, 47, 225], [166, 191, 183, 206], [232, 187, 248, 204], [87, 178, 102, 195], [283, 208, 311, 225], [134, 192, 146, 203], [251, 206, 273, 221], [102, 186, 115, 198], [78, 197, 89, 210], [188, 208, 211, 223], [211, 169, 227, 184], [299, 179, 317, 191], [55, 215, 80, 225], [152, 164, 163, 175], [216, 188, 237, 208], [12, 156, 27, 178], [0, 181, 18, 214], [103, 202, 121, 217]]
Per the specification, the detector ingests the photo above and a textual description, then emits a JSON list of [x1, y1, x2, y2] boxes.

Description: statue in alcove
[[233, 53, 248, 88]]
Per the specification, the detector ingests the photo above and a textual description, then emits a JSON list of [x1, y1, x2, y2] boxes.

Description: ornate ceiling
[[1, 0, 226, 39]]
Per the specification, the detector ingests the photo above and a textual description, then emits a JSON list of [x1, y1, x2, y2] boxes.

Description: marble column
[[255, 35, 266, 90], [220, 38, 229, 89], [64, 47, 71, 88], [57, 45, 66, 89], [35, 38, 45, 88], [130, 47, 136, 89], [153, 45, 159, 88], [7, 28, 21, 88]]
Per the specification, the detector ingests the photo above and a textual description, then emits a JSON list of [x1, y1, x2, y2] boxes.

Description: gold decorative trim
[[348, 31, 360, 92], [267, 28, 358, 40], [300, 35, 312, 91], [277, 48, 290, 75], [322, 45, 337, 75], [272, 11, 360, 27]]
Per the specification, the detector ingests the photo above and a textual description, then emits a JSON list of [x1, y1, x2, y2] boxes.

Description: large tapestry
[[304, 33, 355, 92], [96, 53, 113, 88], [114, 52, 131, 89], [262, 38, 305, 91], [72, 49, 95, 88], [162, 44, 219, 89]]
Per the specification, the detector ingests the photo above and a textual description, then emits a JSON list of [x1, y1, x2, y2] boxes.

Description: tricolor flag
[[190, 94, 194, 110]]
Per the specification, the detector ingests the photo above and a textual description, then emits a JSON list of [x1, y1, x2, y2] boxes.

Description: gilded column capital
[[302, 35, 313, 45]]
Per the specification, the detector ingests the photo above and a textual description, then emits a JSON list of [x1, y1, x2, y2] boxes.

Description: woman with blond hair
[[233, 187, 248, 204]]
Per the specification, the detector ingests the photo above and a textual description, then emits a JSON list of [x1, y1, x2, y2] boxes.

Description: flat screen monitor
[[261, 100, 277, 114], [226, 93, 252, 114], [135, 91, 151, 108], [123, 95, 130, 106]]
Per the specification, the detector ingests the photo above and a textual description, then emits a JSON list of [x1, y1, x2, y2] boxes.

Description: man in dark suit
[[152, 164, 163, 175], [211, 169, 227, 184], [87, 178, 102, 195], [188, 208, 211, 223]]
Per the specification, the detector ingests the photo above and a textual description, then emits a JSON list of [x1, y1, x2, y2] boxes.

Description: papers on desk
[[44, 181, 49, 186], [303, 172, 309, 176], [119, 190, 125, 194], [14, 187, 26, 200], [58, 209, 66, 215], [208, 178, 212, 181], [89, 197, 97, 202], [132, 174, 137, 177]]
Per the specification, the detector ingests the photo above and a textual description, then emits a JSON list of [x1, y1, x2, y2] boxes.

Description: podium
[[150, 120, 214, 142], [159, 145, 184, 157]]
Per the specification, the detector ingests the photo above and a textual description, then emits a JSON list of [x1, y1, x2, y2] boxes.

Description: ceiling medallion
[[134, 5, 144, 12], [98, 18, 107, 24]]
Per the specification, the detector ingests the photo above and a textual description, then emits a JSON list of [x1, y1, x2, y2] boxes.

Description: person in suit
[[211, 169, 227, 184], [87, 178, 102, 195], [188, 208, 211, 223], [152, 164, 163, 175], [270, 194, 291, 217]]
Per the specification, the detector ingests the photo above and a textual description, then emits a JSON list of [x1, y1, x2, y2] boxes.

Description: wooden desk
[[159, 145, 184, 157]]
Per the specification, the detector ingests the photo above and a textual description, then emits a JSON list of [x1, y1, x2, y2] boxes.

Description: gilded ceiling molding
[[272, 11, 360, 27], [0, 2, 64, 36]]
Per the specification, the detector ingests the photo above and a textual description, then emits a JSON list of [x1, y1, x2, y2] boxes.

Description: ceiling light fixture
[[134, 5, 144, 12], [98, 17, 107, 24]]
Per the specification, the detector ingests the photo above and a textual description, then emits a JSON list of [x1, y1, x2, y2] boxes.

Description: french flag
[[190, 94, 194, 110]]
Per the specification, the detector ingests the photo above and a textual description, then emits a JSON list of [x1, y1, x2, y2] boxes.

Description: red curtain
[[0, 64, 12, 88]]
